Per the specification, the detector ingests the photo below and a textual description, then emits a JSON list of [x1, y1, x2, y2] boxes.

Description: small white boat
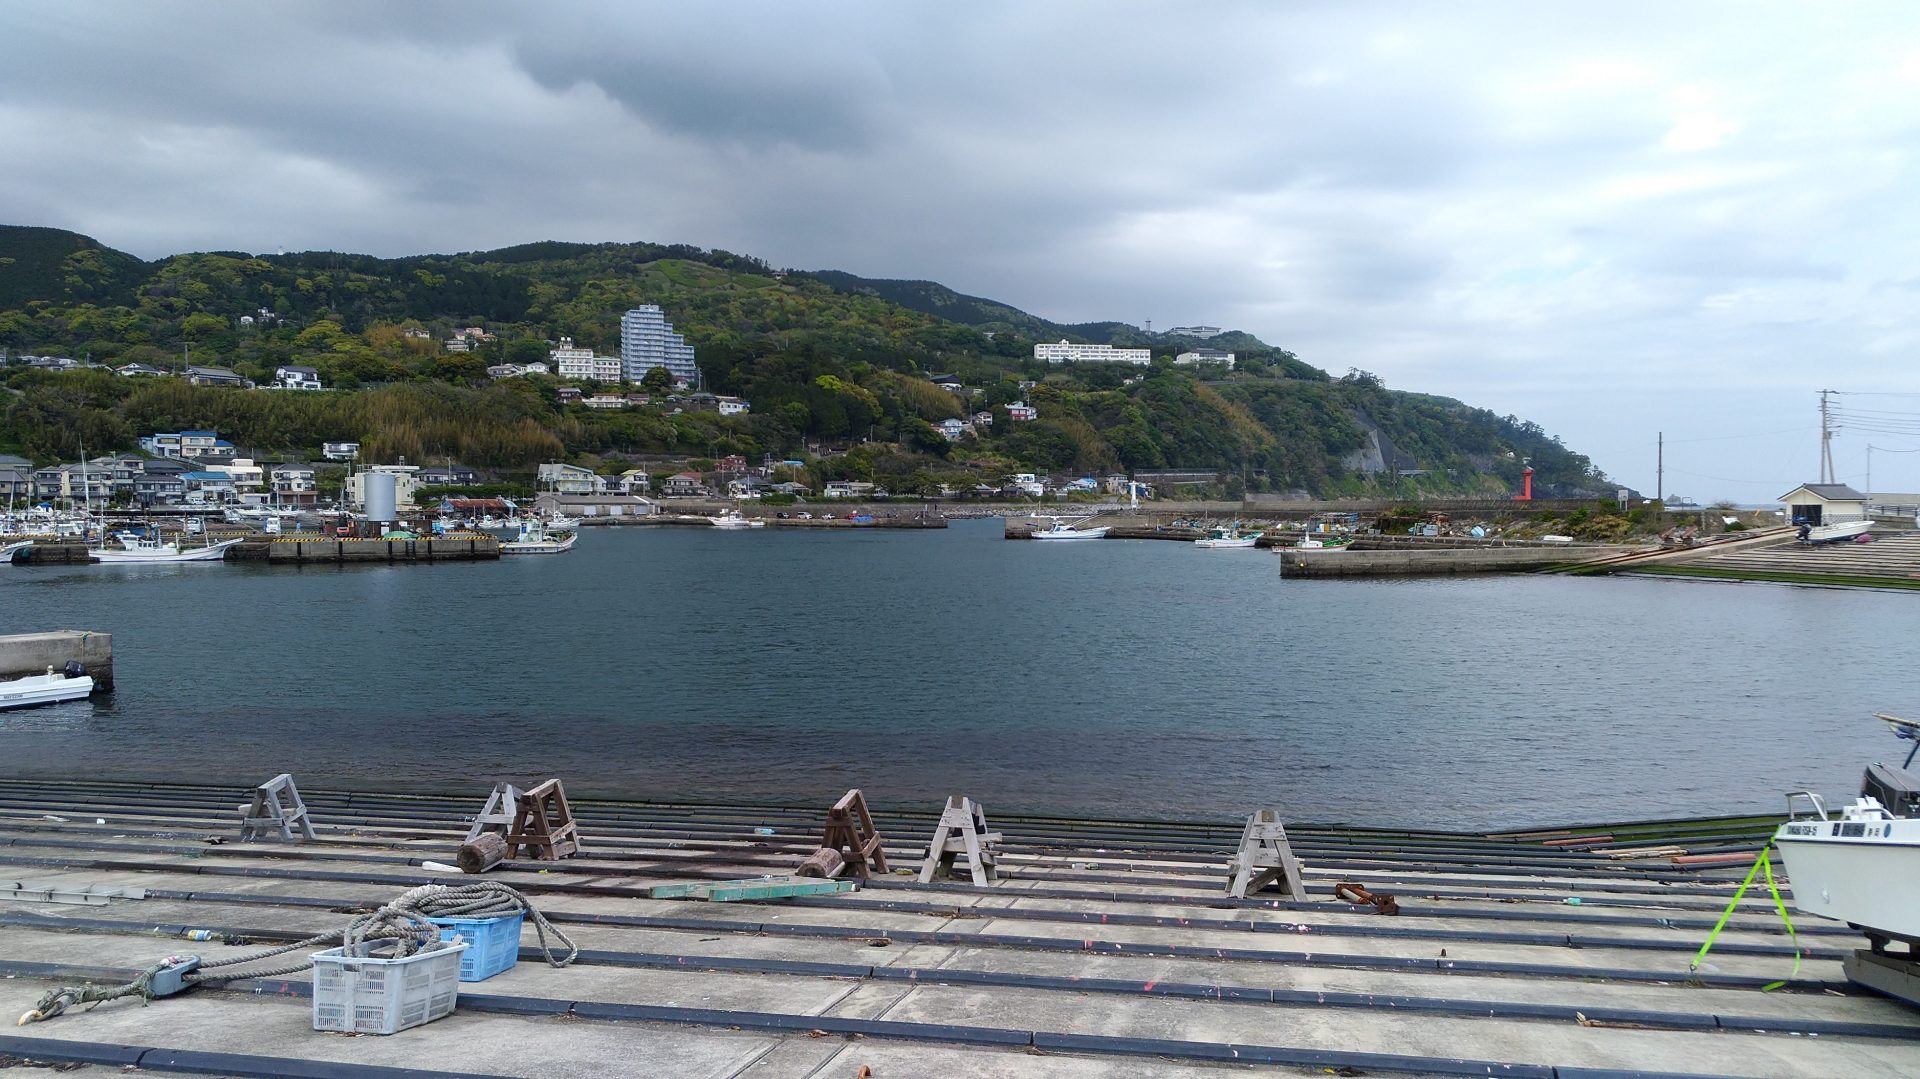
[[1799, 520, 1874, 545], [708, 509, 765, 529], [501, 517, 577, 554], [1775, 794, 1920, 945], [1030, 516, 1109, 541], [1195, 524, 1263, 549], [544, 514, 582, 529], [1, 539, 31, 563], [0, 665, 95, 711], [1294, 536, 1352, 551], [93, 532, 241, 563]]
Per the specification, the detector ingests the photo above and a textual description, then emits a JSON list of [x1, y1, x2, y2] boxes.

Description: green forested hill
[[0, 226, 1612, 498]]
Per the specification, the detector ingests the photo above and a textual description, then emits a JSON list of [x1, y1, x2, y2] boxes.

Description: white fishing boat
[[93, 530, 241, 563], [543, 513, 582, 529], [1029, 516, 1109, 541], [0, 664, 95, 711], [1772, 712, 1920, 1006], [708, 509, 765, 529], [1775, 794, 1920, 944], [1, 539, 31, 563], [1194, 523, 1263, 549], [501, 516, 576, 554], [1294, 536, 1353, 551]]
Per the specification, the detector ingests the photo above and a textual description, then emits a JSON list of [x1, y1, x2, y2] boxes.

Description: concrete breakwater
[[1280, 544, 1630, 577], [239, 535, 502, 563], [0, 630, 112, 688], [11, 537, 504, 564]]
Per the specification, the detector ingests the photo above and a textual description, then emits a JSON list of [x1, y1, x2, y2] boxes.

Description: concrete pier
[[9, 544, 96, 565], [0, 630, 112, 689], [236, 535, 502, 563], [0, 780, 1910, 1077], [1280, 544, 1630, 577]]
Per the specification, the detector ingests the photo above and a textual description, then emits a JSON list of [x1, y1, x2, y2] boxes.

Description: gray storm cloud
[[4, 0, 1920, 496]]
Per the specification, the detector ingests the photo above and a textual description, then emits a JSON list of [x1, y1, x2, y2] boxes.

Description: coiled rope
[[19, 881, 575, 1025]]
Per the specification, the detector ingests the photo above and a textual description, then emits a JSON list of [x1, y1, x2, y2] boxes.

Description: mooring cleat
[[146, 954, 201, 998]]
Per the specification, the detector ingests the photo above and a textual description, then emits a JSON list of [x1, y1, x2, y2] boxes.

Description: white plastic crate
[[311, 938, 468, 1034]]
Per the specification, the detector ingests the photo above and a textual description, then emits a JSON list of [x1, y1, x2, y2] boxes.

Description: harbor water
[[0, 518, 1905, 828]]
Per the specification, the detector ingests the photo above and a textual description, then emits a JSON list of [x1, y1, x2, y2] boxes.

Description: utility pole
[[1656, 431, 1663, 503], [1820, 389, 1836, 484]]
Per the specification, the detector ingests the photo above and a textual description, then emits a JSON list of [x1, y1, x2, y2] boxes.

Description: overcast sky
[[7, 2, 1920, 499]]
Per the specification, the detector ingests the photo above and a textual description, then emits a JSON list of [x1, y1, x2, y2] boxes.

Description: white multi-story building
[[1166, 325, 1222, 339], [550, 337, 621, 383], [620, 305, 699, 383], [1174, 348, 1236, 369], [1034, 340, 1152, 365]]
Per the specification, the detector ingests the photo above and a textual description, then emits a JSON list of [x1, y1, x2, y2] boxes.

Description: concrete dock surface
[[0, 780, 1914, 1077]]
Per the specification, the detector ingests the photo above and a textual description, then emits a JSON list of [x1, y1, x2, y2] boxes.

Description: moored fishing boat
[[1195, 523, 1263, 549], [1029, 516, 1108, 541], [501, 516, 577, 554], [1, 538, 31, 563], [92, 531, 241, 563]]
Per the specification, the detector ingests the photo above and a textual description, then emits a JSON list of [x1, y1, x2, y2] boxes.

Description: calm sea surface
[[0, 519, 1909, 829]]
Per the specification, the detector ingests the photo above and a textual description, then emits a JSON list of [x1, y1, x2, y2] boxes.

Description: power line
[[1663, 425, 1818, 445]]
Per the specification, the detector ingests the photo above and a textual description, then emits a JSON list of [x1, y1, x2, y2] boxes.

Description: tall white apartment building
[[550, 337, 621, 383], [620, 306, 699, 383], [1166, 325, 1222, 338], [1034, 340, 1153, 365]]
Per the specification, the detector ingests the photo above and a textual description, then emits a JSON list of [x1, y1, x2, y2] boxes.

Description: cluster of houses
[[4, 352, 325, 390], [0, 447, 318, 509], [923, 374, 1038, 439]]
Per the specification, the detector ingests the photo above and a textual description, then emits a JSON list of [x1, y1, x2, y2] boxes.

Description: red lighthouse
[[1512, 466, 1534, 502]]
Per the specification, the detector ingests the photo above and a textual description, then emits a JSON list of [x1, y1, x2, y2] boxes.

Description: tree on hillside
[[640, 366, 672, 394]]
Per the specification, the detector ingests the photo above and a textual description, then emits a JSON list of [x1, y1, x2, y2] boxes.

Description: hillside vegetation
[[0, 225, 1612, 498]]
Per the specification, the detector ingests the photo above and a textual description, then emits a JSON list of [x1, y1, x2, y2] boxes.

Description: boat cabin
[[1779, 483, 1867, 527]]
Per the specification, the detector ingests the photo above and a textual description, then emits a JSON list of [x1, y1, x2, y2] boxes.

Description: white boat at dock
[[1029, 516, 1109, 541], [708, 509, 765, 529], [92, 531, 241, 563], [1, 539, 31, 564], [0, 664, 95, 711], [1294, 536, 1352, 551], [501, 517, 577, 554], [1194, 524, 1263, 549]]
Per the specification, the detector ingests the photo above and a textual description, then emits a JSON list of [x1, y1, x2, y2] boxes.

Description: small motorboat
[[2, 538, 31, 564], [1029, 516, 1109, 541], [1294, 535, 1352, 551], [1772, 712, 1920, 1005], [1798, 520, 1874, 545], [0, 663, 95, 711]]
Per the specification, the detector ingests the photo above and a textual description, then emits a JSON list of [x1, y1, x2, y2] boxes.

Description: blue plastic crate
[[427, 911, 523, 982]]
